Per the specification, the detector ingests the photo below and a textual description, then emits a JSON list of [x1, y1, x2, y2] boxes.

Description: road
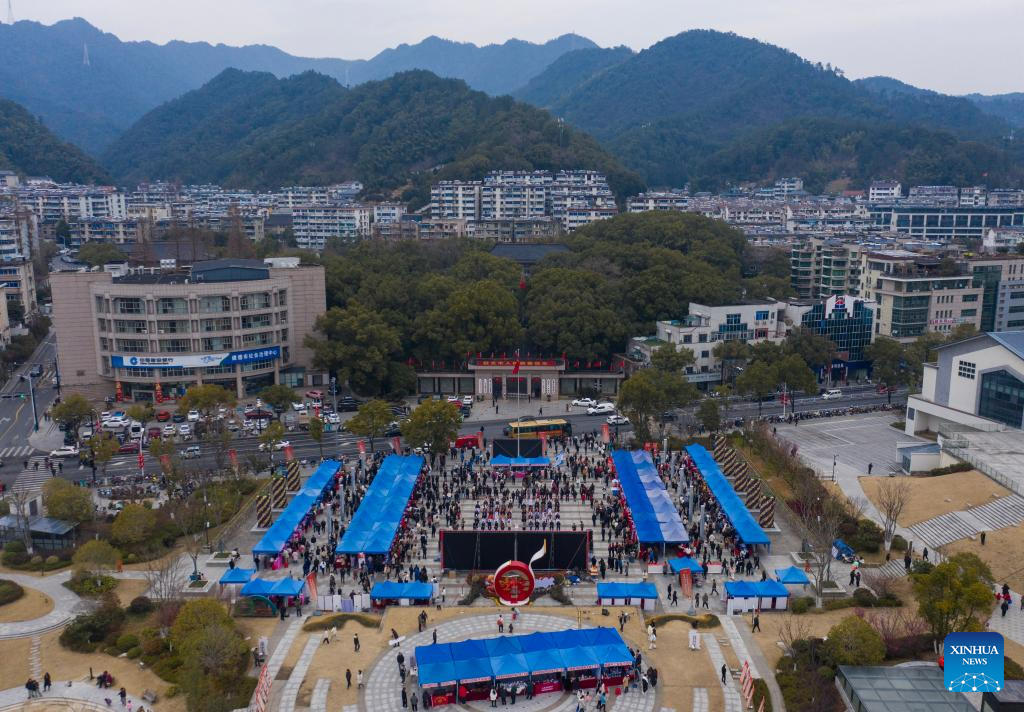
[[0, 331, 60, 489]]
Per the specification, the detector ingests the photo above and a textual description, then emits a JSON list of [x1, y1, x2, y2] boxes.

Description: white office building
[[868, 181, 902, 203], [291, 204, 371, 249]]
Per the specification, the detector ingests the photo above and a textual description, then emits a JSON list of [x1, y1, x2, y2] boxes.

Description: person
[[711, 579, 718, 595], [721, 664, 728, 684], [401, 687, 408, 709], [119, 687, 128, 706], [357, 670, 364, 689], [641, 672, 649, 694], [867, 462, 873, 474], [648, 624, 657, 650], [575, 689, 586, 712], [411, 691, 419, 711], [497, 614, 504, 633], [43, 672, 51, 692], [397, 651, 405, 670], [922, 547, 929, 561], [346, 669, 352, 689], [354, 633, 361, 652], [672, 590, 678, 606], [489, 687, 498, 708], [752, 610, 761, 633], [904, 552, 912, 572], [981, 531, 987, 545], [702, 592, 709, 609], [432, 629, 438, 644]]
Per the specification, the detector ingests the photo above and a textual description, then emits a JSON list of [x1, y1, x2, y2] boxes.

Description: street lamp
[[19, 373, 38, 431]]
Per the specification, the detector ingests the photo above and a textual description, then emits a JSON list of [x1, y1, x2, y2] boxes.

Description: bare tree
[[144, 555, 187, 601], [778, 616, 812, 659], [876, 478, 911, 553], [9, 489, 35, 553], [794, 476, 846, 600]]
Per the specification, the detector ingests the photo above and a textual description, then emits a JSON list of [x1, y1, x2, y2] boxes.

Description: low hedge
[[926, 462, 973, 477], [752, 678, 773, 712], [0, 579, 25, 606], [790, 596, 814, 614], [889, 535, 908, 552], [302, 612, 382, 631], [823, 588, 902, 611], [128, 596, 154, 615], [645, 613, 720, 629], [65, 571, 118, 596]]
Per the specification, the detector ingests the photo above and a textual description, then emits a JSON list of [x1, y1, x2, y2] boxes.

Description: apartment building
[[868, 181, 902, 203], [790, 238, 864, 300], [959, 186, 988, 207], [471, 217, 562, 243], [868, 205, 1024, 241], [480, 183, 548, 220], [291, 204, 371, 249], [430, 181, 482, 220], [859, 250, 983, 341], [627, 192, 690, 213], [0, 260, 38, 318], [970, 254, 1024, 332], [988, 189, 1024, 208], [372, 203, 405, 225], [51, 259, 327, 400], [907, 185, 960, 206]]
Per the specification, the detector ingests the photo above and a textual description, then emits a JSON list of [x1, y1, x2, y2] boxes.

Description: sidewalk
[[0, 678, 163, 710], [28, 420, 65, 454], [463, 396, 591, 425]]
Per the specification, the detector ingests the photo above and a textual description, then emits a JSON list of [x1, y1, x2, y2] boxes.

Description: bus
[[503, 419, 573, 439]]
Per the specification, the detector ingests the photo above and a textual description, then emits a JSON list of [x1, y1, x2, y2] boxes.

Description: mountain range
[[0, 18, 1021, 194], [0, 98, 109, 183], [0, 18, 594, 154], [102, 68, 643, 204]]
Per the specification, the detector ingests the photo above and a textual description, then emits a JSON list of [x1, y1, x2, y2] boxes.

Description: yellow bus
[[503, 418, 573, 439]]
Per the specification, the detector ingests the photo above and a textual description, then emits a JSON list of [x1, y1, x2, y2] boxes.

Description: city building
[[414, 356, 625, 398], [959, 185, 988, 207], [789, 295, 876, 381], [430, 181, 482, 220], [471, 217, 562, 243], [0, 260, 37, 318], [790, 238, 864, 300], [773, 177, 804, 197], [988, 189, 1024, 208], [627, 191, 690, 213], [982, 227, 1024, 253], [868, 180, 902, 203], [906, 330, 1024, 434], [858, 250, 983, 340], [50, 258, 327, 400], [907, 185, 960, 205], [629, 301, 787, 386], [291, 204, 371, 249], [836, 665, 974, 712], [868, 204, 1024, 241], [970, 254, 1024, 332]]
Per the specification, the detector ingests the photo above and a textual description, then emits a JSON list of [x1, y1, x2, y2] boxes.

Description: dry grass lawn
[[0, 636, 33, 690], [37, 630, 186, 712], [0, 585, 55, 623], [296, 605, 725, 711], [860, 471, 1007, 526], [945, 523, 1024, 593], [112, 579, 150, 608]]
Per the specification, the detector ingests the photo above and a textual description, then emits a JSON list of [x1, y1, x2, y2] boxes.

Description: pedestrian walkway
[[702, 633, 743, 712], [0, 445, 37, 459], [310, 678, 330, 712], [691, 688, 708, 712], [278, 635, 320, 712], [11, 455, 61, 496], [987, 594, 1024, 648], [263, 617, 304, 683], [0, 679, 159, 711], [0, 571, 85, 639], [909, 495, 1024, 548]]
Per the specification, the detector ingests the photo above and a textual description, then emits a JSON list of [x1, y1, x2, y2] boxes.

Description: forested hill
[[102, 69, 643, 201], [0, 98, 110, 183], [0, 18, 595, 153], [518, 30, 1021, 190]]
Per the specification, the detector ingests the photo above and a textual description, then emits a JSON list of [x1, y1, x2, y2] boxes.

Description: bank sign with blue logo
[[944, 632, 1004, 692], [111, 346, 281, 370]]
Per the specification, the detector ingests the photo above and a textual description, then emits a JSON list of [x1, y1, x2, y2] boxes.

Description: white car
[[461, 395, 474, 406], [162, 424, 177, 437], [187, 410, 200, 422], [324, 413, 341, 425], [821, 389, 843, 400], [446, 396, 460, 404], [50, 445, 79, 458], [587, 402, 616, 415], [102, 416, 130, 429], [259, 440, 290, 451], [291, 402, 306, 412], [572, 397, 598, 408], [178, 423, 192, 437], [607, 414, 630, 426]]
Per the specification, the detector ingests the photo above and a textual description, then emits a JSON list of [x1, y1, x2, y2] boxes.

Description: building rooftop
[[989, 331, 1024, 361], [838, 665, 974, 711]]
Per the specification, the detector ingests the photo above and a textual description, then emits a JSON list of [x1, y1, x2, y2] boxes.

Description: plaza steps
[[963, 494, 1024, 531], [908, 494, 1024, 549]]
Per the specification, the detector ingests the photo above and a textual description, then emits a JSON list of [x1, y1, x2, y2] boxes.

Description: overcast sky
[[11, 0, 1023, 95]]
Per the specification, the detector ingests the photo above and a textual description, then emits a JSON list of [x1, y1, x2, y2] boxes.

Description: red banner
[[115, 380, 123, 402], [679, 568, 693, 599], [250, 662, 273, 712], [305, 571, 318, 603], [540, 433, 547, 455], [229, 449, 238, 468], [601, 423, 610, 443], [137, 452, 144, 470], [391, 436, 401, 453], [474, 358, 557, 368], [357, 439, 366, 455], [477, 431, 484, 450], [154, 382, 163, 402], [284, 444, 295, 462], [160, 454, 171, 471]]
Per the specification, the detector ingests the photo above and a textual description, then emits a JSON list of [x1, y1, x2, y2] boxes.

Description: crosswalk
[[11, 455, 60, 496], [0, 446, 37, 460]]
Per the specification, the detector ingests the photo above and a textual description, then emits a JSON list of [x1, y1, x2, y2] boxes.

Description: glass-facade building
[[979, 369, 1024, 429], [800, 298, 874, 361]]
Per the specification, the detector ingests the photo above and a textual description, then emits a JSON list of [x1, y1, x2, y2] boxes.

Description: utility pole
[[21, 373, 37, 431], [6, 0, 14, 26]]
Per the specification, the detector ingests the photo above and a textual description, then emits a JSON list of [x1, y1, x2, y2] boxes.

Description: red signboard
[[137, 452, 145, 470], [475, 359, 558, 368], [283, 444, 295, 462]]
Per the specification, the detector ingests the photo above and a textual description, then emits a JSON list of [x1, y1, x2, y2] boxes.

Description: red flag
[[358, 439, 366, 455], [540, 433, 547, 455], [601, 423, 610, 443], [137, 452, 144, 470], [391, 436, 401, 453], [229, 449, 238, 468], [284, 444, 295, 461], [477, 430, 484, 449], [511, 350, 521, 375], [519, 274, 526, 290]]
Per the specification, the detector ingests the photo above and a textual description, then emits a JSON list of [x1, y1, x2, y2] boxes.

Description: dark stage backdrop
[[440, 530, 590, 571], [492, 438, 543, 458]]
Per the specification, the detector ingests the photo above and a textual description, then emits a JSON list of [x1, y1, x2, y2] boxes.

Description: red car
[[454, 435, 480, 449], [156, 410, 171, 422], [118, 441, 140, 454], [147, 427, 162, 440]]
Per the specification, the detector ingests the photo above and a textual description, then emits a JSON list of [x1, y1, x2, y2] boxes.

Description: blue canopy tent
[[449, 640, 494, 683], [416, 644, 458, 688], [776, 566, 811, 585], [561, 645, 601, 672], [218, 568, 255, 585], [668, 557, 704, 574], [252, 460, 342, 556], [596, 582, 659, 600], [369, 581, 433, 601], [239, 576, 306, 614], [685, 445, 770, 549], [724, 580, 790, 613], [522, 647, 566, 675], [490, 455, 551, 468], [611, 450, 688, 549], [337, 455, 425, 557]]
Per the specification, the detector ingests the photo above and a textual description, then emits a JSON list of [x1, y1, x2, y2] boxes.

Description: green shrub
[[911, 560, 934, 575], [116, 633, 139, 652], [127, 646, 143, 659], [2, 540, 29, 567], [889, 535, 908, 552], [128, 596, 154, 614], [852, 588, 878, 607], [752, 679, 773, 712], [848, 519, 884, 554], [60, 599, 126, 653], [29, 555, 43, 566], [126, 553, 137, 564], [151, 656, 183, 684], [645, 613, 720, 628], [302, 612, 382, 631], [165, 685, 180, 698], [140, 629, 167, 656], [790, 596, 814, 614], [823, 616, 886, 666], [3, 541, 26, 554], [66, 570, 118, 596], [45, 555, 60, 565], [927, 462, 972, 477], [0, 579, 25, 606]]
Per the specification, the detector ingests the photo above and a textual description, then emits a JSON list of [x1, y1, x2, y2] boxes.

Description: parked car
[[147, 427, 162, 440], [607, 414, 630, 426], [572, 397, 598, 408], [29, 364, 43, 378], [821, 389, 843, 400], [172, 413, 186, 423], [461, 395, 474, 406], [305, 390, 323, 401], [102, 416, 130, 430], [258, 440, 290, 452], [162, 424, 177, 437], [291, 402, 306, 411], [155, 410, 171, 422], [180, 445, 201, 459], [50, 445, 80, 458], [384, 422, 402, 437], [118, 441, 139, 454], [323, 413, 341, 425], [187, 410, 200, 422], [586, 402, 616, 415], [178, 423, 192, 437]]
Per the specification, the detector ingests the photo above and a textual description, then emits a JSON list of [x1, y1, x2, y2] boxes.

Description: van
[[821, 389, 843, 400]]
